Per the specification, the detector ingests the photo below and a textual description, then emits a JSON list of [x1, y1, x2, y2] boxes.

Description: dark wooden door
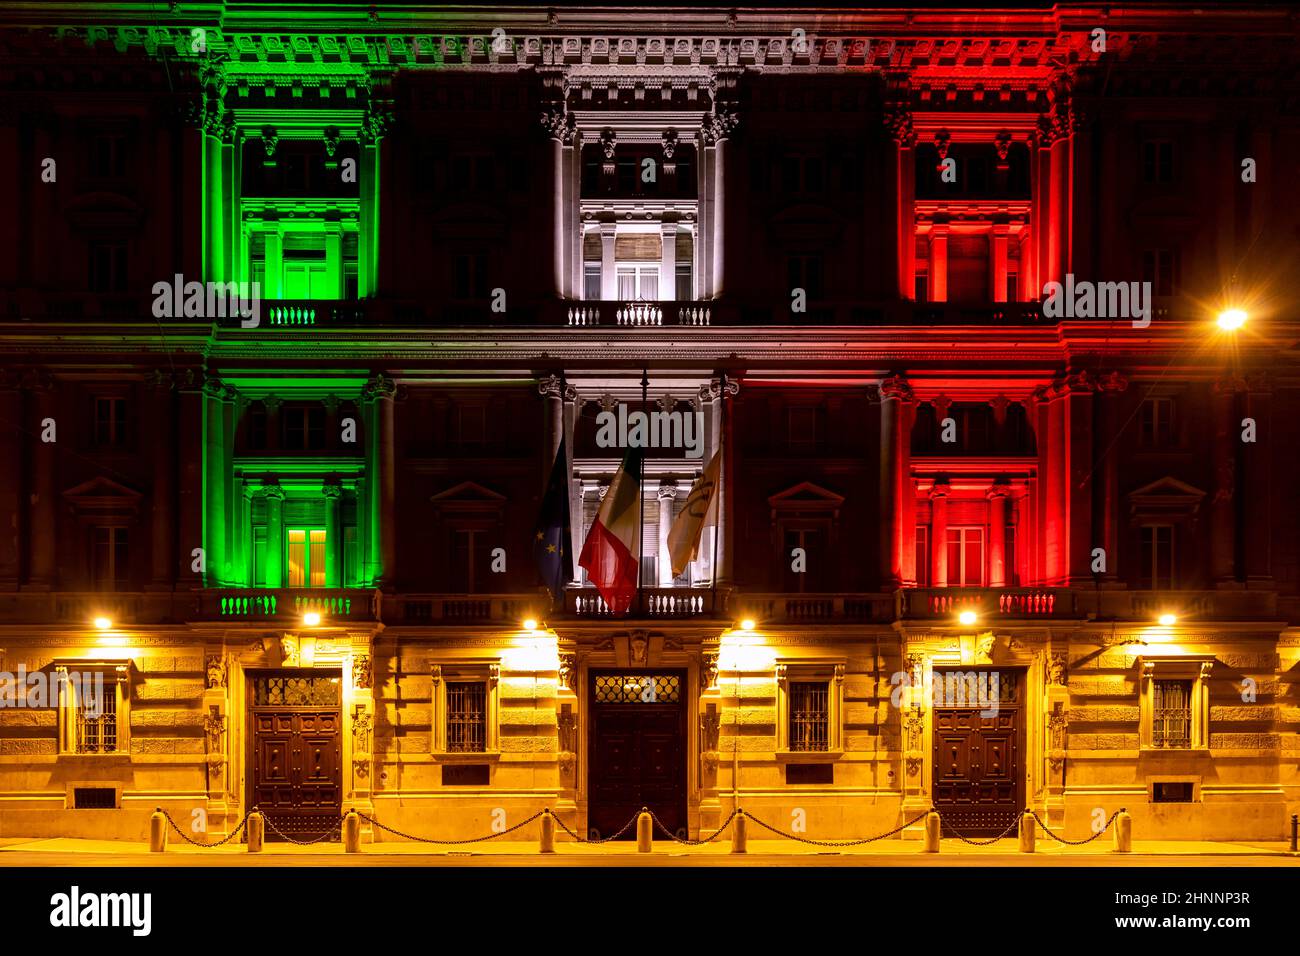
[[930, 669, 1022, 837], [588, 671, 687, 840], [249, 673, 342, 841]]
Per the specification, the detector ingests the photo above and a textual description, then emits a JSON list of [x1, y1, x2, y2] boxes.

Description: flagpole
[[636, 369, 649, 618], [711, 371, 726, 613]]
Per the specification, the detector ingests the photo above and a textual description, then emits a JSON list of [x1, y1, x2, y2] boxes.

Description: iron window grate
[[73, 787, 117, 809], [593, 674, 681, 704], [76, 688, 117, 754], [447, 681, 488, 753], [789, 681, 829, 752], [1153, 679, 1192, 748]]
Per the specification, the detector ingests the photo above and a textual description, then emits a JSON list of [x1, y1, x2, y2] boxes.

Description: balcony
[[736, 593, 894, 623], [567, 587, 718, 618], [562, 300, 713, 327], [896, 587, 1279, 623], [200, 588, 380, 623], [898, 587, 1076, 620], [389, 594, 533, 625]]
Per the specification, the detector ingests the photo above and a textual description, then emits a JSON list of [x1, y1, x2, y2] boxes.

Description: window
[[88, 241, 127, 293], [456, 404, 487, 448], [1141, 139, 1174, 184], [1139, 397, 1176, 448], [787, 407, 819, 450], [1140, 657, 1212, 751], [915, 526, 930, 586], [1142, 249, 1179, 296], [90, 132, 128, 180], [780, 155, 825, 194], [1139, 525, 1174, 589], [787, 254, 824, 300], [776, 663, 844, 759], [945, 527, 984, 586], [675, 262, 692, 301], [449, 529, 493, 593], [432, 664, 500, 757], [782, 527, 828, 592], [282, 404, 326, 450], [91, 527, 129, 591], [446, 681, 488, 753], [788, 681, 830, 752], [453, 252, 490, 300], [57, 665, 128, 755], [450, 154, 495, 193], [616, 264, 658, 300], [583, 263, 601, 300], [245, 403, 269, 450], [287, 529, 327, 588], [1152, 679, 1192, 748], [93, 397, 127, 447]]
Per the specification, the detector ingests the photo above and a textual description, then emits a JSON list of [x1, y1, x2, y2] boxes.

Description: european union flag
[[534, 436, 573, 605]]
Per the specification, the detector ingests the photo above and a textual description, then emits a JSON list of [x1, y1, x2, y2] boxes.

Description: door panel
[[588, 671, 687, 840], [930, 670, 1023, 837], [251, 702, 342, 841]]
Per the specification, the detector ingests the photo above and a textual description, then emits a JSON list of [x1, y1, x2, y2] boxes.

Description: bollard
[[1018, 811, 1036, 853], [540, 810, 555, 854], [636, 809, 653, 853], [149, 808, 167, 852], [923, 811, 941, 852], [247, 810, 264, 853], [731, 811, 748, 854], [1291, 814, 1297, 854], [1114, 808, 1132, 853], [344, 810, 361, 853]]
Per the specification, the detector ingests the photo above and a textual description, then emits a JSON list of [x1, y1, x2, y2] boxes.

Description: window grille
[[593, 674, 681, 704], [252, 676, 341, 707], [76, 686, 117, 754], [447, 681, 488, 752], [1153, 679, 1192, 748], [789, 681, 829, 752]]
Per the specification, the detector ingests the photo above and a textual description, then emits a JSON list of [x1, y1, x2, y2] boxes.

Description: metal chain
[[350, 809, 546, 845], [159, 809, 252, 848], [648, 807, 741, 845], [1029, 808, 1122, 846], [743, 809, 932, 847], [550, 809, 642, 844], [261, 814, 342, 846], [938, 812, 1024, 846]]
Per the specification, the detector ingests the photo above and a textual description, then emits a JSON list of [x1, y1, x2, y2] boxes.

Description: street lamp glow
[[958, 610, 978, 626], [522, 618, 538, 633], [302, 612, 321, 627], [1216, 308, 1247, 331], [739, 619, 756, 633], [92, 616, 112, 630], [1158, 613, 1177, 627]]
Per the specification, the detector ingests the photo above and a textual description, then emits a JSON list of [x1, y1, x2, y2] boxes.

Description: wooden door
[[249, 673, 342, 841], [588, 671, 687, 840], [930, 669, 1022, 837]]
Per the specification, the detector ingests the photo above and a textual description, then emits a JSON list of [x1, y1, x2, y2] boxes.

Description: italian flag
[[579, 448, 642, 615]]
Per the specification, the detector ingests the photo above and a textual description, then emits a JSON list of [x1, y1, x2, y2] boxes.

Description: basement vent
[[442, 764, 490, 787], [785, 763, 833, 786], [72, 787, 117, 809], [1151, 782, 1194, 803]]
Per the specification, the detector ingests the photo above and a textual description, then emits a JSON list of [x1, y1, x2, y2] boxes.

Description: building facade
[[1, 2, 1298, 844]]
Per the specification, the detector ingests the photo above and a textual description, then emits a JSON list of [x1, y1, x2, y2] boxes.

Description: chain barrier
[[647, 807, 741, 845], [743, 808, 933, 847], [938, 812, 1024, 846], [158, 808, 252, 848], [1028, 808, 1121, 846], [262, 814, 343, 846], [550, 809, 640, 844], [350, 809, 547, 845]]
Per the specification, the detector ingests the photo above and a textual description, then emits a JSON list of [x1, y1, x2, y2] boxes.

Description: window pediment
[[1127, 476, 1205, 523], [61, 477, 143, 522], [768, 481, 844, 520]]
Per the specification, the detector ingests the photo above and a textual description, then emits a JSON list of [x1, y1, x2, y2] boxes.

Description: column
[[659, 221, 677, 302], [927, 226, 948, 303], [1042, 383, 1066, 584], [703, 375, 739, 586], [148, 374, 175, 588], [1096, 374, 1127, 585], [365, 375, 398, 587], [1243, 378, 1272, 587], [710, 136, 728, 296], [263, 226, 283, 299], [930, 483, 949, 588], [177, 371, 205, 587], [324, 481, 342, 588], [0, 373, 20, 586], [544, 116, 580, 298], [886, 105, 917, 299], [538, 374, 565, 466], [990, 225, 1010, 303], [324, 225, 344, 298], [657, 482, 677, 586], [987, 485, 1008, 589], [1064, 373, 1096, 587], [879, 375, 911, 589], [202, 377, 230, 587], [1210, 379, 1240, 586], [223, 394, 239, 586], [230, 475, 245, 587], [264, 484, 284, 588], [27, 373, 57, 588], [359, 136, 380, 296], [599, 223, 617, 300]]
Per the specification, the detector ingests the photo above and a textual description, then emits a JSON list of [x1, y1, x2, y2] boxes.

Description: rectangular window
[[782, 527, 827, 593], [453, 252, 490, 300], [787, 255, 824, 300], [1141, 139, 1174, 184], [915, 526, 930, 587], [675, 262, 692, 301], [457, 404, 487, 447], [91, 527, 128, 591], [788, 681, 830, 752], [90, 132, 128, 180], [1139, 397, 1176, 448], [1152, 679, 1192, 748], [446, 681, 488, 753], [252, 526, 267, 587], [1139, 525, 1175, 589], [584, 263, 601, 300], [616, 264, 658, 301], [282, 405, 326, 450], [787, 407, 818, 450], [88, 241, 127, 293], [76, 684, 118, 754], [1142, 249, 1179, 296], [93, 397, 127, 447], [945, 527, 985, 587], [287, 529, 327, 588]]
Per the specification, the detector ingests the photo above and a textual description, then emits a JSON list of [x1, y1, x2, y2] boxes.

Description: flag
[[666, 450, 721, 578], [578, 448, 643, 615], [533, 437, 573, 605]]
